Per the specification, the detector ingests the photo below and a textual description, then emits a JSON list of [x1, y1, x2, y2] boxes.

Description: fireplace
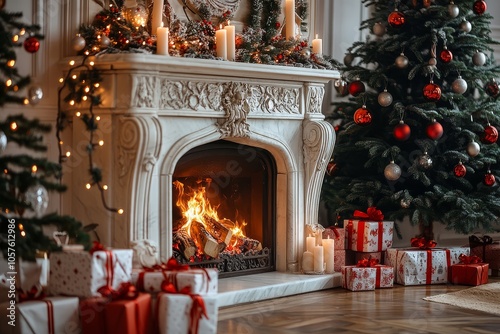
[[68, 53, 338, 276]]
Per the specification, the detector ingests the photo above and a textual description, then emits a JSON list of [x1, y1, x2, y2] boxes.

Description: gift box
[[49, 248, 133, 297], [450, 263, 489, 286], [341, 266, 376, 291], [131, 267, 218, 294], [469, 235, 500, 274], [374, 265, 394, 288], [323, 227, 346, 250], [157, 292, 218, 334], [334, 249, 355, 272], [80, 293, 152, 334], [0, 296, 80, 334], [354, 251, 384, 264], [345, 219, 394, 252]]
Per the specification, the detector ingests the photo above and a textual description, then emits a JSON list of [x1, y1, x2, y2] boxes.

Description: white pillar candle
[[224, 21, 236, 61], [312, 34, 323, 55], [306, 234, 316, 253], [216, 25, 227, 59], [302, 250, 314, 272], [323, 236, 335, 274], [156, 26, 169, 55], [313, 245, 324, 273], [151, 0, 164, 36], [285, 0, 295, 40]]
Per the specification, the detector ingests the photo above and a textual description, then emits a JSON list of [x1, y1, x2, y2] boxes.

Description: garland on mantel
[[59, 0, 340, 214]]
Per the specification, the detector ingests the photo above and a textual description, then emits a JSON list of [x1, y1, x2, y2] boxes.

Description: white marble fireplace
[[69, 53, 340, 304]]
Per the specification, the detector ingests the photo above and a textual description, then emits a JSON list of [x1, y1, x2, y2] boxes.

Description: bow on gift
[[353, 207, 384, 221], [356, 257, 380, 267], [469, 235, 494, 247], [410, 237, 437, 249], [458, 254, 482, 265], [89, 240, 106, 254], [18, 284, 46, 302], [98, 282, 139, 301]]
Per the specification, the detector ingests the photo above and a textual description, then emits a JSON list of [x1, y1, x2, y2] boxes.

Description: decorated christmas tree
[[0, 4, 89, 260], [323, 0, 500, 238]]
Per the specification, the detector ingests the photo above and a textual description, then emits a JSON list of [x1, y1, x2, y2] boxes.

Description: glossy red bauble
[[388, 10, 406, 28], [473, 0, 487, 15], [440, 49, 453, 63], [481, 124, 499, 144], [393, 121, 411, 141], [484, 171, 496, 186], [423, 82, 441, 101], [426, 120, 443, 140], [453, 162, 466, 178], [348, 80, 365, 96], [353, 106, 372, 125], [23, 36, 40, 53]]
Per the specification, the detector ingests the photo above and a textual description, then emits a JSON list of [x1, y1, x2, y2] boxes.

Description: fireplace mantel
[[68, 54, 339, 273]]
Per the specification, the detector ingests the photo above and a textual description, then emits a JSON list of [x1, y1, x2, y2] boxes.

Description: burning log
[[233, 236, 262, 252], [173, 228, 197, 260], [190, 221, 225, 258], [204, 215, 233, 245]]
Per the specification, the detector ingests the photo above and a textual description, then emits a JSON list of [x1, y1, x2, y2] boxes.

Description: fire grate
[[173, 247, 273, 278]]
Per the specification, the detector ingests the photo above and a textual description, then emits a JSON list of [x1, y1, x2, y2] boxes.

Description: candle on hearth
[[323, 236, 335, 274], [285, 0, 295, 40], [216, 25, 227, 60], [302, 250, 314, 272], [156, 25, 169, 55], [151, 0, 164, 36], [306, 234, 316, 253], [224, 21, 235, 61], [312, 34, 323, 55], [313, 245, 324, 273]]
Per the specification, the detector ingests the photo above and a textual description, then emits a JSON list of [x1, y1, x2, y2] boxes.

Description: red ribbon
[[18, 284, 46, 303], [44, 300, 54, 334], [97, 282, 139, 301], [326, 226, 341, 239], [89, 241, 106, 254], [353, 206, 384, 221], [426, 249, 433, 284], [356, 257, 379, 268], [459, 254, 482, 264], [410, 237, 437, 249]]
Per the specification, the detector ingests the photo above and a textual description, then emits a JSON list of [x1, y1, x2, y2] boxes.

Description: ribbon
[[44, 300, 55, 334], [356, 257, 379, 268], [97, 282, 139, 301], [353, 206, 384, 221], [326, 226, 341, 239], [18, 284, 46, 303], [469, 235, 497, 262], [89, 241, 106, 254], [410, 237, 437, 249], [426, 249, 433, 284], [459, 254, 482, 265]]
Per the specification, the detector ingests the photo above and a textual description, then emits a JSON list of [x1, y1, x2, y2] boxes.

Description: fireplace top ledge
[[87, 53, 341, 83]]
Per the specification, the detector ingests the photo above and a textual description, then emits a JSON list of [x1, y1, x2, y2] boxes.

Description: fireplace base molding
[[68, 54, 339, 274]]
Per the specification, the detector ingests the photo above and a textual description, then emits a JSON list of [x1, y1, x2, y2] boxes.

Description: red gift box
[[451, 263, 489, 286], [469, 235, 500, 274], [80, 293, 152, 334]]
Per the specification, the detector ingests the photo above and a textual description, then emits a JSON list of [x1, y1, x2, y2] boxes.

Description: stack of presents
[[323, 207, 499, 291], [0, 241, 219, 334]]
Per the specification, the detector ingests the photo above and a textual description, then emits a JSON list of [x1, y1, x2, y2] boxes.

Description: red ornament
[[453, 162, 467, 178], [485, 79, 499, 97], [353, 106, 372, 125], [473, 0, 487, 15], [23, 36, 40, 53], [393, 121, 411, 141], [348, 80, 365, 96], [388, 10, 406, 28], [326, 160, 337, 176], [484, 171, 496, 186], [423, 82, 441, 101], [426, 120, 443, 140], [439, 48, 453, 63], [481, 124, 499, 144]]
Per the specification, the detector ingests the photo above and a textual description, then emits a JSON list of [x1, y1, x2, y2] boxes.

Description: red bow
[[97, 282, 139, 301], [89, 241, 106, 254], [410, 237, 437, 249], [356, 257, 379, 267], [18, 284, 46, 302], [353, 207, 384, 221], [458, 254, 482, 264]]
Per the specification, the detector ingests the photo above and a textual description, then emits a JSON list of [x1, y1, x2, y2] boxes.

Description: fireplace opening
[[171, 140, 276, 277]]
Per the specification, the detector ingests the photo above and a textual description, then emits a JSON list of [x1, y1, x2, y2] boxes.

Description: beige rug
[[424, 282, 500, 316]]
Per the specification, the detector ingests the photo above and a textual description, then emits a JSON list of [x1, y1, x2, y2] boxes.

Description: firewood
[[204, 215, 233, 245], [190, 221, 222, 258], [173, 228, 197, 260], [233, 236, 262, 252]]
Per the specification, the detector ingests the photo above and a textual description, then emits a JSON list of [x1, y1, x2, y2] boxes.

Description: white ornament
[[452, 76, 467, 94], [395, 53, 409, 69], [71, 34, 86, 52], [460, 19, 472, 33], [0, 130, 7, 153], [378, 89, 393, 107], [384, 161, 402, 181], [373, 22, 386, 37], [28, 85, 43, 105], [24, 184, 49, 218], [472, 51, 486, 66], [448, 2, 459, 18], [467, 141, 480, 157], [100, 35, 111, 48]]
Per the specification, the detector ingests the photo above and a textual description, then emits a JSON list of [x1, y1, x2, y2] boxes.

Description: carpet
[[423, 282, 500, 316]]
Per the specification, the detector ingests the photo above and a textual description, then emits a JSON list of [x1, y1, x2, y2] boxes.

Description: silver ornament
[[460, 20, 472, 33], [300, 48, 311, 57], [467, 141, 480, 157], [400, 198, 411, 209], [334, 78, 349, 96], [24, 184, 49, 218], [100, 35, 111, 48], [378, 89, 393, 107], [418, 153, 433, 169], [0, 130, 7, 153], [71, 34, 86, 52], [344, 53, 355, 66], [448, 2, 459, 18], [28, 85, 43, 105], [395, 53, 409, 69], [373, 22, 386, 37], [452, 76, 467, 94], [472, 51, 486, 66], [384, 161, 402, 181]]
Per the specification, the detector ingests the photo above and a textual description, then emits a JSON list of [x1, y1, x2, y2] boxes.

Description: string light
[[75, 111, 81, 117], [85, 183, 91, 189], [6, 79, 12, 87], [69, 100, 75, 106], [23, 98, 29, 105], [69, 60, 75, 66], [71, 74, 77, 80], [31, 165, 38, 173], [10, 122, 17, 130], [98, 140, 104, 146], [59, 77, 64, 83], [65, 151, 71, 157], [118, 209, 124, 215], [95, 116, 101, 121], [12, 35, 19, 42], [102, 185, 108, 190], [7, 60, 15, 67]]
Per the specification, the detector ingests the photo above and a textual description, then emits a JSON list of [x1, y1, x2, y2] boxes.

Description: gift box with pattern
[[80, 293, 152, 334], [49, 249, 133, 297], [344, 220, 394, 252], [334, 249, 355, 272], [0, 296, 80, 334], [157, 292, 218, 334], [322, 227, 346, 250], [341, 266, 377, 291], [374, 265, 394, 288]]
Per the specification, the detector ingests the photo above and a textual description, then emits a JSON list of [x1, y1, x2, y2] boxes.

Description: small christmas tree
[[0, 4, 89, 260], [323, 0, 500, 238]]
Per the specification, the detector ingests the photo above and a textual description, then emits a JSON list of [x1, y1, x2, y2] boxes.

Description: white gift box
[[345, 220, 394, 252], [341, 266, 376, 291], [158, 293, 218, 334], [131, 267, 218, 294], [0, 296, 80, 334], [49, 249, 133, 297]]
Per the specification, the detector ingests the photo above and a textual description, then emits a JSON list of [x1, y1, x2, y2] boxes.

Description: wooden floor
[[217, 277, 500, 334]]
